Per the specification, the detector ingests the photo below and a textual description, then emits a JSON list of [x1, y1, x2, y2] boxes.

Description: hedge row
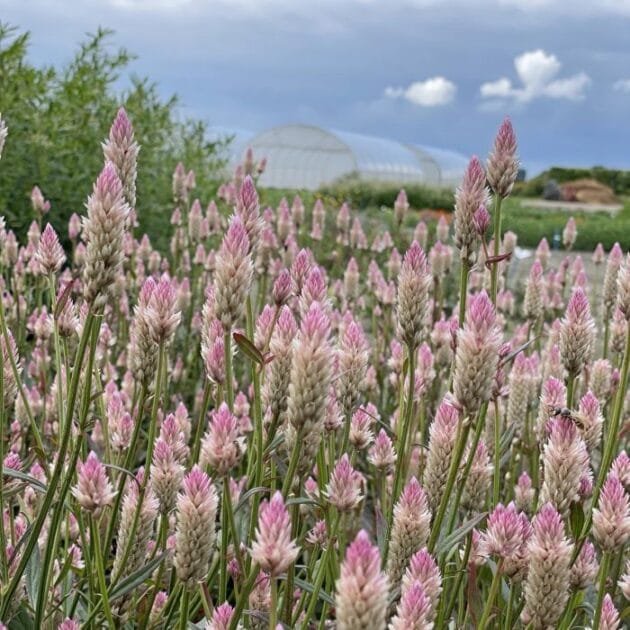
[[516, 166, 630, 197]]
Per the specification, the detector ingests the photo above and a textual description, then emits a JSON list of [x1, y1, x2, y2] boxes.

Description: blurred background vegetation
[[1, 22, 629, 255], [0, 24, 228, 244]]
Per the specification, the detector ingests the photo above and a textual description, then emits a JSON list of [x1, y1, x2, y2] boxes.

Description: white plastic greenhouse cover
[[219, 123, 468, 190]]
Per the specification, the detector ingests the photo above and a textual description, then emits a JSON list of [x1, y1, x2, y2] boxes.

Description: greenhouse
[[223, 123, 469, 190]]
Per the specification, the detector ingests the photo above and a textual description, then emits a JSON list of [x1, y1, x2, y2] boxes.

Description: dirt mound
[[559, 178, 618, 204]]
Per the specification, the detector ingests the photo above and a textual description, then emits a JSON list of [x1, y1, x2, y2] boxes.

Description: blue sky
[[4, 0, 630, 175]]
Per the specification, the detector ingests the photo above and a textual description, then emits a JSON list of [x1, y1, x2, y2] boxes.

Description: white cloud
[[480, 49, 591, 103], [384, 76, 457, 107], [613, 79, 630, 93]]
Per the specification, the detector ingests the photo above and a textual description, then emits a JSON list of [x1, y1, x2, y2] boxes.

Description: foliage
[[319, 177, 455, 211], [516, 165, 630, 197], [0, 24, 228, 248]]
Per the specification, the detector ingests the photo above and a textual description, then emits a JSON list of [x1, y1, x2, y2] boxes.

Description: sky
[[3, 0, 630, 175]]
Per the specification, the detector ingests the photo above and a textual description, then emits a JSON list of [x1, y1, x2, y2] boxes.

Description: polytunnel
[[220, 123, 468, 190]]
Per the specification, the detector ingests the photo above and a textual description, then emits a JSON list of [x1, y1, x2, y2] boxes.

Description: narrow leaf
[[437, 512, 487, 557], [290, 576, 335, 606], [233, 332, 264, 366], [109, 553, 166, 601]]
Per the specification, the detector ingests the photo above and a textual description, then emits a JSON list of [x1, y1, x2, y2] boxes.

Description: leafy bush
[[0, 24, 228, 248], [516, 166, 630, 197], [501, 199, 630, 250], [319, 178, 454, 211]]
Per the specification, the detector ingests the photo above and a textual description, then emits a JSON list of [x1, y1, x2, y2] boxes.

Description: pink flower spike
[[483, 502, 524, 559], [473, 204, 491, 236], [326, 454, 364, 512], [335, 530, 388, 630], [250, 491, 299, 576], [72, 451, 115, 518], [593, 474, 630, 551], [36, 223, 66, 275], [487, 117, 519, 198], [207, 602, 235, 630]]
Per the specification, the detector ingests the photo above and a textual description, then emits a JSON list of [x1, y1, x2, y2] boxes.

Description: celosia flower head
[[483, 502, 524, 559], [454, 156, 488, 261], [146, 276, 181, 344], [72, 451, 115, 518], [386, 477, 432, 588], [174, 466, 219, 586], [487, 117, 518, 198], [200, 403, 242, 475], [396, 241, 432, 349], [559, 288, 595, 376], [82, 162, 129, 308], [593, 474, 630, 551], [207, 602, 235, 630], [102, 107, 139, 209], [250, 491, 299, 576], [521, 503, 573, 629], [335, 530, 388, 630], [453, 291, 502, 413], [36, 223, 66, 275], [540, 417, 590, 516], [389, 581, 432, 630], [213, 214, 253, 331], [326, 454, 364, 512], [401, 548, 442, 615], [423, 399, 460, 510]]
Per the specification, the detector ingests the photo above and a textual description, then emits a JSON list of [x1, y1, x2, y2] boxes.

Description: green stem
[[111, 342, 166, 585], [191, 380, 212, 464], [566, 373, 576, 408], [228, 563, 261, 630], [0, 355, 7, 584], [282, 427, 303, 498], [446, 403, 488, 536], [223, 477, 244, 573], [490, 195, 503, 305], [302, 513, 340, 628], [179, 588, 190, 630], [392, 344, 416, 504], [478, 559, 503, 630], [103, 385, 148, 558], [503, 581, 516, 630], [90, 516, 115, 628], [493, 399, 501, 505], [269, 579, 278, 630], [219, 478, 230, 601], [34, 312, 99, 625], [458, 259, 470, 327], [592, 551, 611, 630], [0, 296, 46, 469], [224, 331, 234, 411]]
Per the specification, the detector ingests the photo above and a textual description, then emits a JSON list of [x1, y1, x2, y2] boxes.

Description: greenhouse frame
[[224, 123, 469, 190]]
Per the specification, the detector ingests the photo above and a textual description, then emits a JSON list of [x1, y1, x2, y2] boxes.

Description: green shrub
[[501, 200, 630, 250], [0, 24, 228, 250], [516, 166, 630, 197], [319, 178, 454, 211]]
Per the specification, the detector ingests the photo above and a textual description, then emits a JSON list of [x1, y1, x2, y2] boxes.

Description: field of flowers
[[0, 110, 628, 630]]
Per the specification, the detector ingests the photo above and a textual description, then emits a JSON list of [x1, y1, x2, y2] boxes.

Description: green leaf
[[7, 604, 36, 630], [232, 332, 264, 366], [286, 497, 321, 508], [109, 553, 166, 602], [569, 502, 585, 540], [436, 512, 487, 558], [290, 576, 335, 606], [24, 543, 41, 610], [235, 487, 270, 514], [3, 467, 48, 493]]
